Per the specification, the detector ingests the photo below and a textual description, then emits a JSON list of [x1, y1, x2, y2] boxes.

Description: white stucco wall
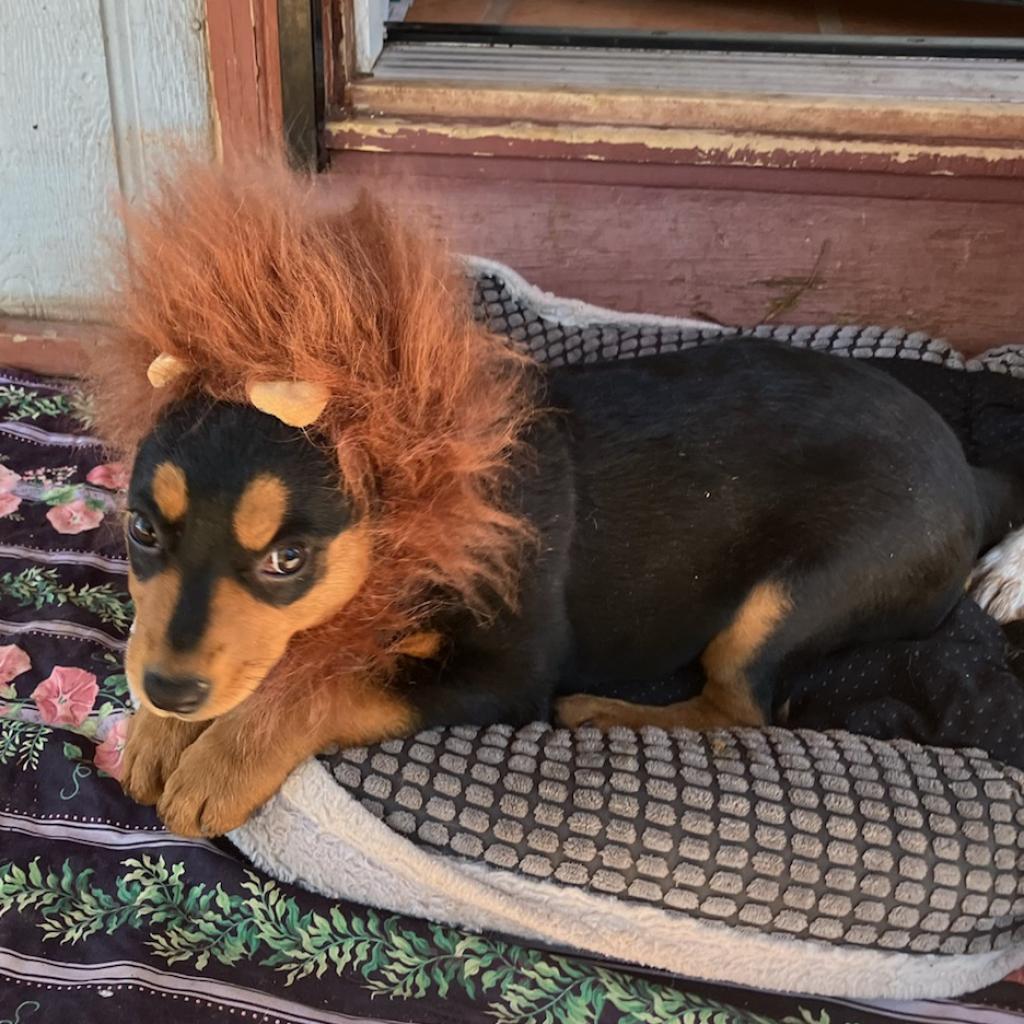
[[0, 0, 214, 320]]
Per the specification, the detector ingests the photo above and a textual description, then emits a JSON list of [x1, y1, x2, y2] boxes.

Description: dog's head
[[96, 166, 535, 721], [124, 399, 369, 720]]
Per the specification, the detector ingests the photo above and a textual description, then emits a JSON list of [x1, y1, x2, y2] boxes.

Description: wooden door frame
[[204, 1, 285, 163], [322, 1, 1024, 189], [204, 0, 324, 167], [214, 0, 1024, 187]]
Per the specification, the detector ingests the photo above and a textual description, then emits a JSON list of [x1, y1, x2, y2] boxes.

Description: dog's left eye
[[261, 544, 308, 577], [128, 512, 159, 549]]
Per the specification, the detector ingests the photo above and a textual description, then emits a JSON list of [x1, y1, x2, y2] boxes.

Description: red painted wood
[[205, 0, 284, 164], [332, 149, 1024, 204], [320, 151, 1024, 353], [0, 318, 100, 376]]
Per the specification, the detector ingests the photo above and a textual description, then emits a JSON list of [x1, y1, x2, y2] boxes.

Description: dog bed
[[232, 259, 1024, 1001]]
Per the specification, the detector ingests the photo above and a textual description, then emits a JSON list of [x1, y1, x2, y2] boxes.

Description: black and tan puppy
[[121, 340, 1022, 836]]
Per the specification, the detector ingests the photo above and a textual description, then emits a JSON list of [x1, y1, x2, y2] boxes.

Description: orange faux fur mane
[[90, 162, 536, 706]]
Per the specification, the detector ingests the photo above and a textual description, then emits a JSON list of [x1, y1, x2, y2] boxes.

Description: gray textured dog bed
[[232, 258, 1024, 1000]]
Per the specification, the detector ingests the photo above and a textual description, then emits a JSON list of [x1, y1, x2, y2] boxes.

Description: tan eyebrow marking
[[233, 474, 289, 551], [152, 462, 188, 523]]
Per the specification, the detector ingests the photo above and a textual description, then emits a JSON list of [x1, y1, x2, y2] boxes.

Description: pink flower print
[[95, 715, 130, 780], [0, 465, 21, 492], [32, 666, 99, 726], [87, 462, 130, 492], [0, 644, 31, 685], [0, 467, 21, 518], [46, 499, 104, 535]]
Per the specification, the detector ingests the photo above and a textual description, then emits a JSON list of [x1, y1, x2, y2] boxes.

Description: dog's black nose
[[143, 671, 210, 715]]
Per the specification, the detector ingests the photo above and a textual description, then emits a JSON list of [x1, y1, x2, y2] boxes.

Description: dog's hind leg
[[557, 546, 966, 734], [557, 581, 790, 732]]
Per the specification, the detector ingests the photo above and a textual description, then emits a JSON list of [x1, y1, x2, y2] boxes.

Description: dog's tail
[[972, 464, 1024, 551]]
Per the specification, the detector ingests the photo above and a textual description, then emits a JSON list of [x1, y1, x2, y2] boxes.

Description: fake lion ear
[[147, 353, 188, 388], [247, 380, 330, 428]]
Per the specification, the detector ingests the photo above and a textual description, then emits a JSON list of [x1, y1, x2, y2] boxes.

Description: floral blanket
[[1, 368, 1023, 1023]]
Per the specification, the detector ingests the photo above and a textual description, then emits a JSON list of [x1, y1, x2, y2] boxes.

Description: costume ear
[[147, 353, 188, 388], [247, 380, 330, 428]]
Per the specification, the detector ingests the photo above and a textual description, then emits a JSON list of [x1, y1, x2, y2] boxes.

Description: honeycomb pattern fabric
[[468, 270, 1024, 376], [315, 266, 1024, 958], [327, 724, 1024, 956]]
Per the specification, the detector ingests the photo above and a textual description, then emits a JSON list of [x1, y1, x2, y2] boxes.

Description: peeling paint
[[326, 117, 1024, 177]]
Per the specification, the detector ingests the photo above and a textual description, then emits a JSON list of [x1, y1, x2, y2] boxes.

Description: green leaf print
[[0, 720, 51, 770], [0, 386, 84, 425], [0, 567, 133, 632], [39, 486, 78, 507], [0, 854, 827, 1023]]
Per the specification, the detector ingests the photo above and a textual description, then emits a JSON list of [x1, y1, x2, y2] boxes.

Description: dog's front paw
[[970, 526, 1024, 624], [121, 710, 206, 806], [157, 736, 278, 838]]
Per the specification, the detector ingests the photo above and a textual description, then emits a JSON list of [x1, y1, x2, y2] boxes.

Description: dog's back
[[547, 341, 1003, 728]]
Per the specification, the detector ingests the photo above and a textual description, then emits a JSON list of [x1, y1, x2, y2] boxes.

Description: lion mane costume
[[90, 162, 536, 720]]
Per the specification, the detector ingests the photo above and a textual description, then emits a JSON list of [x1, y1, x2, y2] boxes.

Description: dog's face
[[125, 400, 368, 721]]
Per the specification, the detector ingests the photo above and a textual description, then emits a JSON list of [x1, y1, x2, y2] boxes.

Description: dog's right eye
[[128, 512, 160, 549], [260, 543, 308, 577]]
